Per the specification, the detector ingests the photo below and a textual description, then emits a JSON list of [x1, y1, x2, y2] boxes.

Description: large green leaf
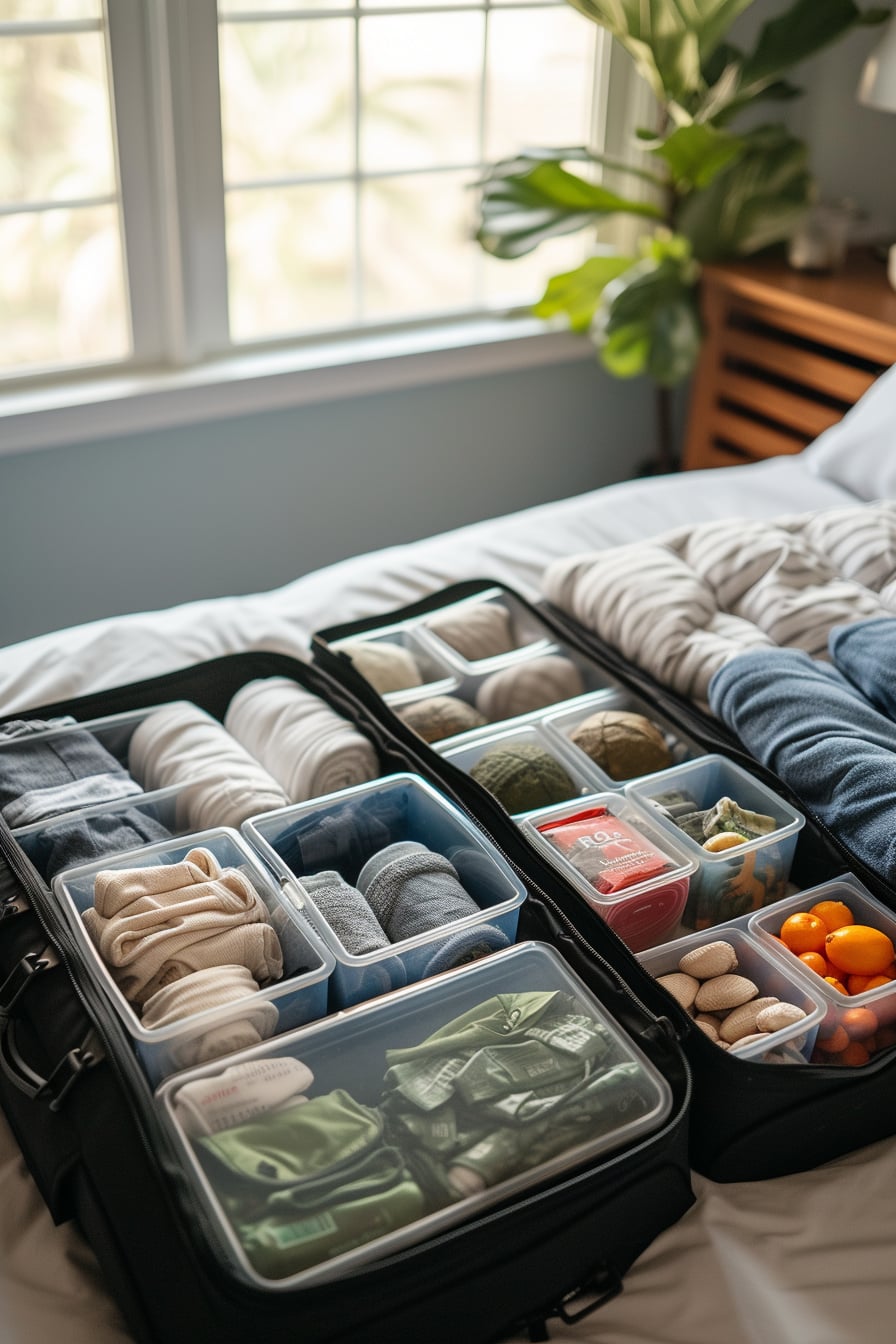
[[676, 125, 811, 260], [652, 122, 745, 190], [475, 157, 664, 260], [740, 0, 890, 91], [532, 253, 636, 331], [562, 0, 756, 103], [592, 240, 702, 386]]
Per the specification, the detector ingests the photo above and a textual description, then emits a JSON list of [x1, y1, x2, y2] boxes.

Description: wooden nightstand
[[682, 250, 896, 471]]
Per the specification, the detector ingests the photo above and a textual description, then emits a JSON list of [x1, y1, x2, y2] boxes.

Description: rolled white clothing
[[128, 701, 289, 831], [224, 677, 380, 803], [172, 1054, 315, 1136], [141, 965, 280, 1071]]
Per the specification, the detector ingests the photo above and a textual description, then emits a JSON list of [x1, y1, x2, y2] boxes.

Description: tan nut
[[678, 941, 739, 980], [727, 1032, 770, 1054], [718, 996, 779, 1045], [755, 1002, 807, 1034], [694, 1018, 719, 1042], [694, 973, 758, 1014], [656, 972, 699, 1012]]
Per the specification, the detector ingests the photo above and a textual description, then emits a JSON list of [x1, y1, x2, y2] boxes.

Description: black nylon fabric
[[0, 648, 693, 1344], [313, 578, 896, 1182]]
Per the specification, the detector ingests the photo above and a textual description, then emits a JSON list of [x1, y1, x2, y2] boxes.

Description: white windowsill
[[0, 318, 594, 459]]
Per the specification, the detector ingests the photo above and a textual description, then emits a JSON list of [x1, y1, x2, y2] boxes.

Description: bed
[[1, 367, 895, 1344]]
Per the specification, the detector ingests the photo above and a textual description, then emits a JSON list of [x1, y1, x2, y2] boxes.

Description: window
[[1, 0, 609, 388]]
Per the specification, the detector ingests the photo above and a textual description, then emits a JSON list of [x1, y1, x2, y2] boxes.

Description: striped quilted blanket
[[541, 501, 896, 710]]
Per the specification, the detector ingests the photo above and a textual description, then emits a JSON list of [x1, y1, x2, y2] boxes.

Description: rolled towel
[[397, 695, 488, 743], [358, 840, 481, 941], [173, 1056, 315, 1137], [426, 602, 516, 661], [129, 701, 289, 831], [474, 654, 585, 721], [0, 722, 141, 828], [33, 806, 173, 881], [469, 742, 576, 814], [141, 964, 280, 1067], [224, 677, 380, 803], [828, 617, 896, 719], [569, 709, 672, 781], [300, 870, 390, 955], [340, 639, 423, 694], [84, 847, 283, 1006], [709, 647, 896, 883]]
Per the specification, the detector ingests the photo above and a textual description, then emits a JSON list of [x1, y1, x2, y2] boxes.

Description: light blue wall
[[0, 357, 653, 647]]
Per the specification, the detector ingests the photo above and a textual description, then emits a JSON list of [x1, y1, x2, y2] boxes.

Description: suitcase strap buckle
[[37, 1029, 105, 1112], [1, 890, 31, 920], [0, 947, 57, 1020], [554, 1262, 622, 1325]]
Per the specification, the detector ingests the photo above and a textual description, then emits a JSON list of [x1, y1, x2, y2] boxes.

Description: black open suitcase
[[0, 650, 694, 1344], [313, 578, 896, 1182]]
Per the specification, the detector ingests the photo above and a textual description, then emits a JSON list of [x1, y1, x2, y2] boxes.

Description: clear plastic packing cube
[[438, 722, 601, 820], [154, 941, 674, 1289], [749, 875, 896, 1065], [417, 585, 556, 674], [241, 773, 526, 1009], [625, 755, 805, 934], [542, 688, 705, 790], [52, 828, 335, 1085], [638, 927, 825, 1063], [521, 793, 697, 953]]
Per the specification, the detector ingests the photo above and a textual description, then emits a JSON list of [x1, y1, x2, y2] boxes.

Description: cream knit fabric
[[224, 676, 380, 802], [172, 1057, 315, 1136], [83, 847, 283, 1007], [141, 964, 279, 1068], [128, 701, 289, 830], [474, 653, 585, 721]]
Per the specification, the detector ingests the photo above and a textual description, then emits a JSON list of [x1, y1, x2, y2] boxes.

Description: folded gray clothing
[[828, 617, 896, 720], [709, 647, 896, 884], [0, 725, 139, 827], [0, 717, 77, 740], [358, 842, 483, 943], [30, 806, 173, 881], [300, 870, 390, 956], [277, 797, 404, 887]]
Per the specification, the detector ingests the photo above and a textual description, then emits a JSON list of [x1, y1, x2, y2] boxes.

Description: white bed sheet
[[2, 452, 894, 1344]]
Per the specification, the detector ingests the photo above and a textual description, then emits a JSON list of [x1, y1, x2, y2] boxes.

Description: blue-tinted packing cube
[[242, 773, 527, 1009], [626, 756, 804, 934], [155, 941, 673, 1289], [638, 928, 825, 1063], [52, 828, 334, 1085]]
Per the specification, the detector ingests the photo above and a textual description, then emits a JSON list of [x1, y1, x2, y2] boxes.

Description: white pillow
[[802, 361, 896, 501]]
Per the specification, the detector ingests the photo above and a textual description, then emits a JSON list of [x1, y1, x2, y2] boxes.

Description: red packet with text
[[536, 805, 672, 895]]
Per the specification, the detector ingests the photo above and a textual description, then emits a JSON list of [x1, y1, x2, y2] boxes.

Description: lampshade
[[858, 14, 896, 113]]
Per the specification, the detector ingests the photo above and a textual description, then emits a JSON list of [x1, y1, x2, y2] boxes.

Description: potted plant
[[475, 0, 889, 468]]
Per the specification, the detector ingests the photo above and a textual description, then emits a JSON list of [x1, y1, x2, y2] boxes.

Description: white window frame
[[0, 1, 645, 457]]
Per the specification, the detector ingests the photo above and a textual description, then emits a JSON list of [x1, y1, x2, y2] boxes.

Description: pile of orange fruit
[[772, 897, 896, 1067]]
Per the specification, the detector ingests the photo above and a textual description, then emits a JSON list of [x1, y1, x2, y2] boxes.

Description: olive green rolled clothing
[[382, 991, 654, 1199], [196, 1090, 426, 1278], [83, 847, 283, 1006]]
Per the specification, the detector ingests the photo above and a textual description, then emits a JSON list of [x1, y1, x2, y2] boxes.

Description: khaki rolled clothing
[[224, 677, 380, 802], [128, 701, 290, 831], [84, 847, 283, 1007], [141, 964, 280, 1069]]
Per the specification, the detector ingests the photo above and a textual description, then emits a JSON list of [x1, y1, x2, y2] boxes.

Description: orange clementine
[[824, 925, 895, 976], [808, 899, 854, 933], [840, 1006, 879, 1040], [824, 976, 849, 995], [847, 973, 894, 994], [839, 1041, 871, 1067], [817, 1026, 850, 1053], [798, 951, 827, 976], [825, 960, 845, 981], [779, 912, 828, 955]]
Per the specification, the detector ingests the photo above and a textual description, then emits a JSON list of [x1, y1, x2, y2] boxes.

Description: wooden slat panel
[[699, 442, 753, 469], [730, 295, 896, 365], [717, 371, 845, 438], [722, 328, 877, 403], [712, 409, 807, 460]]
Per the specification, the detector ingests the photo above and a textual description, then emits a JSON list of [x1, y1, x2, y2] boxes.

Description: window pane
[[0, 2, 101, 18], [0, 204, 129, 370], [361, 170, 476, 320], [0, 31, 115, 205], [360, 14, 484, 173], [219, 0, 343, 13], [486, 7, 595, 162], [481, 231, 588, 310], [219, 20, 354, 183], [226, 183, 355, 341]]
